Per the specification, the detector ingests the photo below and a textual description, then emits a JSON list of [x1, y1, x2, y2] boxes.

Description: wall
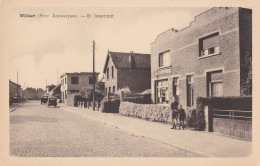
[[105, 55, 117, 93], [213, 118, 252, 140], [61, 73, 99, 102], [239, 8, 252, 96], [151, 7, 243, 107], [117, 68, 151, 93], [9, 80, 23, 98]]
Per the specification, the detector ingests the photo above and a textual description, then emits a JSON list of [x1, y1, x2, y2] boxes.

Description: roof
[[60, 72, 100, 78], [9, 80, 21, 87], [49, 83, 61, 93], [103, 51, 150, 73]]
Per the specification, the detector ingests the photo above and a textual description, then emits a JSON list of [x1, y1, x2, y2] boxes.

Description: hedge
[[100, 99, 120, 113], [119, 102, 172, 123], [194, 96, 252, 131], [124, 94, 152, 104]]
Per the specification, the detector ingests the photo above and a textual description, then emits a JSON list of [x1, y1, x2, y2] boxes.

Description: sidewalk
[[9, 102, 24, 113], [59, 104, 252, 157]]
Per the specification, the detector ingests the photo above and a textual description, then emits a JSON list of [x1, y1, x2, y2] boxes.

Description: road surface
[[10, 101, 200, 157]]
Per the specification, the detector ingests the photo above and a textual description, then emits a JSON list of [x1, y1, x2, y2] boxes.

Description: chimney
[[129, 51, 135, 68]]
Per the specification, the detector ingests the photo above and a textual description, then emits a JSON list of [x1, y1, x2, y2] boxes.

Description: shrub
[[100, 99, 120, 113], [197, 96, 252, 111], [119, 102, 172, 123], [186, 108, 197, 128]]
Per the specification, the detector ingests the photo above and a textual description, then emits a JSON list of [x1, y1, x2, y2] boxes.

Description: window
[[207, 71, 223, 97], [107, 68, 109, 80], [111, 66, 114, 78], [156, 80, 169, 104], [65, 78, 66, 84], [199, 32, 220, 57], [159, 50, 170, 67], [71, 77, 79, 84], [109, 87, 111, 94], [105, 88, 107, 94], [187, 75, 194, 107], [172, 77, 179, 98], [113, 86, 115, 93], [65, 90, 67, 99], [89, 77, 96, 84]]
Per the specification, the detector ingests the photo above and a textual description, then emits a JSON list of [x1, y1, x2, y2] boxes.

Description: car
[[47, 97, 57, 107], [41, 96, 48, 105]]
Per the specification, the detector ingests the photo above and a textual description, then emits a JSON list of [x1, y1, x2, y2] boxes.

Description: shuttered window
[[207, 70, 223, 97], [199, 32, 220, 57]]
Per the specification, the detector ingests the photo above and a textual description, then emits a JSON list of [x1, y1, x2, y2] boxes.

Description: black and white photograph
[[0, 0, 258, 165]]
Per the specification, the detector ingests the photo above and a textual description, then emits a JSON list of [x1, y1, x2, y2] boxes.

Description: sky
[[5, 7, 210, 90]]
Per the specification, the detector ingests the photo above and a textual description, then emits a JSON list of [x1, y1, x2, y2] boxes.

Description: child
[[178, 105, 186, 130]]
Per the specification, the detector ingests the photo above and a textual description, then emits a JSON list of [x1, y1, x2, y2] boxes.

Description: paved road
[[10, 101, 200, 157]]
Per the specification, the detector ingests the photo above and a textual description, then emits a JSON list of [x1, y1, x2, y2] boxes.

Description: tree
[[241, 47, 252, 96], [79, 82, 105, 100]]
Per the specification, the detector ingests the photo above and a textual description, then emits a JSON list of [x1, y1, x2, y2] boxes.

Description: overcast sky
[[6, 7, 210, 89]]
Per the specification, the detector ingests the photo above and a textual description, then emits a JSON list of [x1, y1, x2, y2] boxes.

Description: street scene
[[7, 7, 252, 158]]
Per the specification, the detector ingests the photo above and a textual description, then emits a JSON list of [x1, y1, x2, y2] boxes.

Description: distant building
[[49, 84, 61, 98], [46, 84, 56, 96], [60, 72, 100, 103], [23, 87, 45, 100], [151, 7, 252, 107], [9, 80, 22, 98], [103, 51, 151, 94]]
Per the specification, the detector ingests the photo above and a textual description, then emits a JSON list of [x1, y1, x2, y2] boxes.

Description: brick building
[[60, 72, 99, 103], [151, 7, 252, 108], [103, 51, 151, 94], [9, 80, 22, 98]]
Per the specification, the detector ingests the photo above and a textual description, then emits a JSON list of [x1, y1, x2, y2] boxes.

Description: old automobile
[[47, 97, 57, 107], [41, 96, 48, 105]]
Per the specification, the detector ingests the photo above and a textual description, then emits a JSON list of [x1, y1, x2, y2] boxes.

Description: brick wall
[[118, 68, 151, 93], [213, 118, 252, 140], [151, 7, 247, 107]]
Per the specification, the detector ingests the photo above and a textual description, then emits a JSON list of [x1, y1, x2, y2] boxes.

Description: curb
[[9, 103, 23, 113], [60, 106, 212, 157]]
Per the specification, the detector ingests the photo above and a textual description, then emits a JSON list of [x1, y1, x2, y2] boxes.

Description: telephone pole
[[17, 70, 19, 98], [92, 40, 96, 111]]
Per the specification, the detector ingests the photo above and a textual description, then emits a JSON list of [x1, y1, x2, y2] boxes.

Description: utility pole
[[17, 70, 18, 98], [57, 69, 58, 85], [92, 40, 95, 111]]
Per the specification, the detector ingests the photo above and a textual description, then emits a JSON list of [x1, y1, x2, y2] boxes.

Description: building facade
[[103, 51, 151, 94], [9, 80, 23, 98], [151, 7, 252, 108], [46, 84, 56, 96], [60, 72, 99, 102]]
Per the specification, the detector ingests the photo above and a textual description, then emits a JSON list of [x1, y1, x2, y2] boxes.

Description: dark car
[[47, 97, 57, 107], [41, 96, 48, 105]]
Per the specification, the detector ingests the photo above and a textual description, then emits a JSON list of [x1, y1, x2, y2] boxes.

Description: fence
[[204, 106, 252, 140], [77, 101, 101, 111]]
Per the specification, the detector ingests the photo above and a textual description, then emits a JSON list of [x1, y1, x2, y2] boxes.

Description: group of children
[[170, 97, 186, 130]]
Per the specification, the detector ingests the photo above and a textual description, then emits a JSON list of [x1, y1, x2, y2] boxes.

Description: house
[[9, 80, 22, 98], [46, 84, 56, 96], [151, 7, 252, 108], [103, 51, 151, 94], [49, 84, 61, 98], [60, 72, 99, 103]]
